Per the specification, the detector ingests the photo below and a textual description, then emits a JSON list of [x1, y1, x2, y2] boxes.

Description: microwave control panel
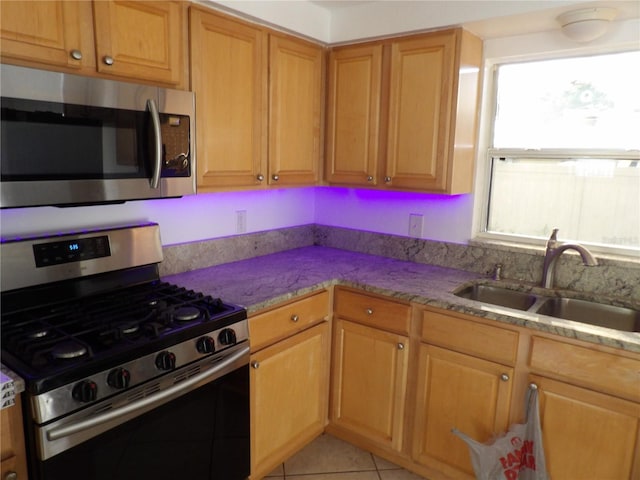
[[160, 113, 190, 176]]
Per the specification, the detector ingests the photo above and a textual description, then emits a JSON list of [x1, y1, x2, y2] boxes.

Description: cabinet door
[[190, 9, 267, 190], [386, 31, 456, 191], [0, 0, 85, 69], [0, 397, 28, 480], [326, 44, 382, 186], [268, 35, 322, 186], [412, 344, 513, 477], [93, 0, 183, 85], [531, 375, 640, 480], [250, 322, 330, 479], [331, 319, 408, 451]]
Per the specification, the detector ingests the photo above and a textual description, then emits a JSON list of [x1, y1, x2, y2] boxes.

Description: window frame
[[473, 46, 640, 259]]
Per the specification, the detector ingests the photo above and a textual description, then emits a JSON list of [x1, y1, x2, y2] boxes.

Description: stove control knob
[[218, 328, 237, 346], [72, 380, 98, 403], [156, 351, 176, 371], [107, 368, 131, 389], [196, 336, 215, 354]]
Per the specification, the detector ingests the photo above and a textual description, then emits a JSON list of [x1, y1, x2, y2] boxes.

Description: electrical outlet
[[236, 210, 247, 234], [409, 213, 423, 238]]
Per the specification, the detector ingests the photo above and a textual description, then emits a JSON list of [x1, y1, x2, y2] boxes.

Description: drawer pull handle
[[397, 343, 405, 350], [366, 308, 373, 315], [291, 314, 299, 323], [500, 373, 510, 382], [251, 361, 260, 369]]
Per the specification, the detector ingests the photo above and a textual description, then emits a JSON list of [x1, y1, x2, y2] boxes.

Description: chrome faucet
[[541, 228, 598, 289]]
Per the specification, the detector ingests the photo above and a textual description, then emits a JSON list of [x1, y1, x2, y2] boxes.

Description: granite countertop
[[163, 246, 640, 353]]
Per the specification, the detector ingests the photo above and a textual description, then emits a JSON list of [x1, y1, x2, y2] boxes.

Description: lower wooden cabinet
[[412, 344, 514, 478], [531, 375, 640, 479], [330, 318, 409, 452], [1, 396, 28, 480], [249, 291, 330, 480]]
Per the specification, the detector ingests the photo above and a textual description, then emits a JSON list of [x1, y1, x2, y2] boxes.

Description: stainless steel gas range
[[0, 223, 250, 480]]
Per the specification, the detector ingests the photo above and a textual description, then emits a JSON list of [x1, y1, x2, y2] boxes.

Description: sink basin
[[455, 281, 640, 333], [455, 284, 538, 311], [536, 297, 640, 332]]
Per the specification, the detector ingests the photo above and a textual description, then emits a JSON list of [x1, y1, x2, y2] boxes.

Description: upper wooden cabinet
[[92, 1, 184, 85], [326, 28, 482, 194], [190, 10, 322, 192], [190, 8, 268, 190], [0, 0, 186, 87], [0, 1, 88, 69], [325, 44, 383, 186], [268, 34, 323, 186]]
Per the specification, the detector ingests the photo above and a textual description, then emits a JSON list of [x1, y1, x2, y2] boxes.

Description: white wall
[[0, 188, 317, 246], [0, 187, 476, 246]]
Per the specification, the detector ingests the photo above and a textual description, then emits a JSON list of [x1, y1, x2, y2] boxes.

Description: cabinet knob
[[4, 472, 18, 480], [251, 361, 260, 369], [256, 174, 264, 181], [397, 343, 405, 350], [367, 175, 374, 182], [70, 49, 83, 60], [291, 314, 299, 323], [500, 373, 510, 382], [384, 176, 392, 183], [365, 308, 373, 315], [272, 174, 279, 181], [103, 55, 114, 66], [529, 382, 538, 390]]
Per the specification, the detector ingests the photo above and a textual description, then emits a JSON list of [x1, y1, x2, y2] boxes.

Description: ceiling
[[209, 0, 640, 43], [309, 0, 640, 39]]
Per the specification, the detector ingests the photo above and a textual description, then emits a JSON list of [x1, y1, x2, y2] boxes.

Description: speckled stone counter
[[163, 246, 640, 353]]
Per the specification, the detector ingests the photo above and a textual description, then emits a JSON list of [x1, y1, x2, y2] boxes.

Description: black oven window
[[32, 365, 249, 480]]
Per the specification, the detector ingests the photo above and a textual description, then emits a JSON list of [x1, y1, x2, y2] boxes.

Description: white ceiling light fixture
[[557, 7, 618, 43]]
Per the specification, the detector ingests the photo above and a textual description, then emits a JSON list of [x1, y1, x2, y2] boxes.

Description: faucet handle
[[546, 228, 559, 249]]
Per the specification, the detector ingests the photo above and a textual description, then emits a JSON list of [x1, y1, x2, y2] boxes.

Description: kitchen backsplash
[[160, 224, 640, 301]]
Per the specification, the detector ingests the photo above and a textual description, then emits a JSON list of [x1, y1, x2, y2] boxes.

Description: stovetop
[[1, 279, 246, 395]]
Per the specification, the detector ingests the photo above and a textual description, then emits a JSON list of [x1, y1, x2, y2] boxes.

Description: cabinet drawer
[[421, 309, 518, 366], [334, 289, 410, 334], [530, 336, 640, 401], [250, 291, 330, 351]]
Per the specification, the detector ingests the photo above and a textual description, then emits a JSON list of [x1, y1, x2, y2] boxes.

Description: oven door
[[28, 346, 249, 480]]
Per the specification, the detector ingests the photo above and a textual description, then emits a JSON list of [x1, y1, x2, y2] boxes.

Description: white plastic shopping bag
[[452, 385, 549, 480]]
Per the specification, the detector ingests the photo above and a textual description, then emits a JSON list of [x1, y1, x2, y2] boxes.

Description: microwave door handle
[[146, 98, 162, 189]]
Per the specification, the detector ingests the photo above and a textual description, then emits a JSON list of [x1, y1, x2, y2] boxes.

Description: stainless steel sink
[[536, 297, 640, 332], [454, 284, 538, 311], [454, 282, 640, 333]]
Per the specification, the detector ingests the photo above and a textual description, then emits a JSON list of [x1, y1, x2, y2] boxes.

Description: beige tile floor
[[264, 433, 429, 479]]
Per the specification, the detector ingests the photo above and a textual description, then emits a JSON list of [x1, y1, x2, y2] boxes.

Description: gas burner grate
[[1, 281, 233, 376]]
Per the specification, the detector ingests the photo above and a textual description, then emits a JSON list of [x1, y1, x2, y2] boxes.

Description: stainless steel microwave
[[0, 65, 195, 208]]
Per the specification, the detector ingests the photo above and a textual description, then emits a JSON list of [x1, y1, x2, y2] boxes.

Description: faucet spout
[[541, 228, 598, 289]]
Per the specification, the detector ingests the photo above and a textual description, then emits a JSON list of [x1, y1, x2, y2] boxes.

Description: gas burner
[[119, 322, 140, 335], [28, 328, 50, 339], [52, 340, 88, 360], [173, 305, 201, 323]]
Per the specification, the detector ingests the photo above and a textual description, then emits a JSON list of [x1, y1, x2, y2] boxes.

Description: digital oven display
[[33, 235, 111, 267]]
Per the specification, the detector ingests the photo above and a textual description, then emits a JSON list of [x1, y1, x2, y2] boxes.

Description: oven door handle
[[46, 345, 249, 442]]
